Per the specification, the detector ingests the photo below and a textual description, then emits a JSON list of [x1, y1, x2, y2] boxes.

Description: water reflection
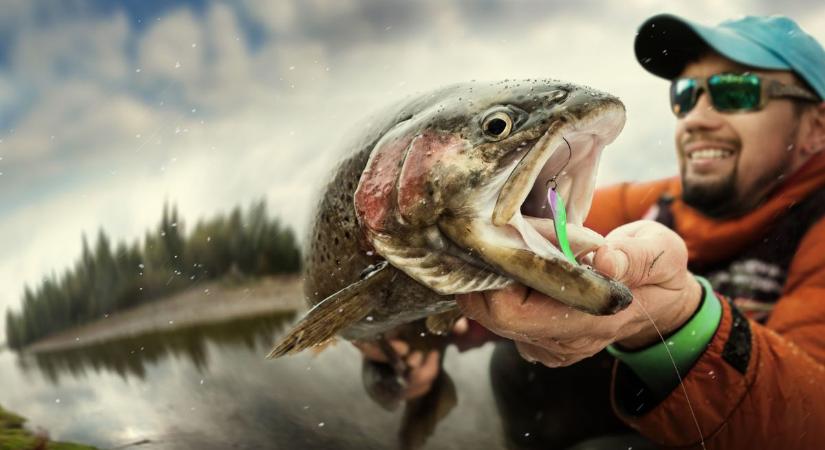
[[2, 313, 657, 449], [17, 313, 295, 384]]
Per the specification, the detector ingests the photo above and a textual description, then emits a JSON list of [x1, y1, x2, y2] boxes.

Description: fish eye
[[482, 111, 513, 140]]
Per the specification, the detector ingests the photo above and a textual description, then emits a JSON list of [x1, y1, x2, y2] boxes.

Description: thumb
[[592, 221, 687, 287], [593, 245, 630, 281]]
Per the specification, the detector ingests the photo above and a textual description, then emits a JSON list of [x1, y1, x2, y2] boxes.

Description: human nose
[[679, 90, 724, 131]]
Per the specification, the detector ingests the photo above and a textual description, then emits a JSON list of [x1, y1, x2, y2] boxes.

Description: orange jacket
[[585, 152, 825, 449]]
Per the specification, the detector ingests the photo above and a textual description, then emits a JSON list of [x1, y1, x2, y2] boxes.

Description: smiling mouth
[[687, 148, 735, 161]]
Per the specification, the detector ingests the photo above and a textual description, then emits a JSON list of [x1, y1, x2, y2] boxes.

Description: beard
[[682, 171, 738, 218], [681, 154, 793, 219]]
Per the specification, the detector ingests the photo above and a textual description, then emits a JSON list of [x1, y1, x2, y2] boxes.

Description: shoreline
[[25, 275, 305, 354]]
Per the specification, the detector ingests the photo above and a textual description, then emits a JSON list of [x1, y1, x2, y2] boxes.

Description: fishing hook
[[545, 136, 573, 191]]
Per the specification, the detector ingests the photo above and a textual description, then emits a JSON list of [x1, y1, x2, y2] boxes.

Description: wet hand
[[352, 318, 469, 399], [456, 220, 702, 367]]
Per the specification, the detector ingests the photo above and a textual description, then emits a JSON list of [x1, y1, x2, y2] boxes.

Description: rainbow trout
[[268, 79, 631, 358]]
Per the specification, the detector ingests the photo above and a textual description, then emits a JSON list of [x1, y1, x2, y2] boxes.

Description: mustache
[[679, 132, 741, 149]]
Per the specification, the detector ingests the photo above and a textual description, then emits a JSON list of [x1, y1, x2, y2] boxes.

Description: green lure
[[547, 187, 577, 265]]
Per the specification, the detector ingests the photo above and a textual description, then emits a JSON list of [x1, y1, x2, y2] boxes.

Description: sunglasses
[[670, 72, 820, 117]]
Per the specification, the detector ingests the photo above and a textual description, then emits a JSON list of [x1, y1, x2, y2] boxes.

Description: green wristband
[[606, 276, 722, 397]]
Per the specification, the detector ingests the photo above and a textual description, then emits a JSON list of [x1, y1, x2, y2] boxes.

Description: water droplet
[[174, 61, 181, 69], [366, 316, 374, 322], [55, 398, 61, 404], [318, 422, 325, 427]]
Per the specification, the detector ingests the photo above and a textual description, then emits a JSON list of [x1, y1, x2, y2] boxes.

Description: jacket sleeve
[[611, 218, 825, 449]]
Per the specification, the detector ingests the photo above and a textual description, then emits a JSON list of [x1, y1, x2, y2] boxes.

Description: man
[[455, 13, 825, 449], [359, 13, 825, 449]]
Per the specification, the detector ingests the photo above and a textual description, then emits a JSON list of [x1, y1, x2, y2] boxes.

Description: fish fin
[[267, 261, 392, 359], [425, 308, 462, 336], [309, 337, 338, 356], [372, 234, 512, 295]]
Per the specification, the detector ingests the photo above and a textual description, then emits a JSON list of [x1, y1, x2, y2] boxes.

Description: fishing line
[[634, 299, 707, 450], [546, 137, 577, 264], [547, 138, 706, 447]]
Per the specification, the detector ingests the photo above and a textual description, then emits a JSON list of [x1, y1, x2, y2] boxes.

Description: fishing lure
[[547, 137, 577, 265]]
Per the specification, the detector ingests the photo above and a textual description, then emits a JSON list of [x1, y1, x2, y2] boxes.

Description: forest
[[5, 200, 301, 350]]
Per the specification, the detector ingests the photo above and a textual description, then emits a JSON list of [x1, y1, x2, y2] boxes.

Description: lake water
[[0, 312, 652, 449]]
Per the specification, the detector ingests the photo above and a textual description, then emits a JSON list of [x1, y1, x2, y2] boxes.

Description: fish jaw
[[439, 100, 632, 315], [439, 216, 629, 315]]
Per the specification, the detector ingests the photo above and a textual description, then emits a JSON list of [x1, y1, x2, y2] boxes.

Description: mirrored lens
[[708, 73, 761, 111], [670, 78, 698, 116]]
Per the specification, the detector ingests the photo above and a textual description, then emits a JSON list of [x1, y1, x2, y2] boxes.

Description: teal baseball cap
[[634, 14, 825, 100]]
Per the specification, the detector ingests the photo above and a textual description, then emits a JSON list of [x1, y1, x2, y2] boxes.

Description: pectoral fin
[[425, 308, 462, 336], [267, 261, 392, 358]]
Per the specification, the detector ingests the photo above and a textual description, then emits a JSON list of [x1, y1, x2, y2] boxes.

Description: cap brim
[[635, 14, 790, 80]]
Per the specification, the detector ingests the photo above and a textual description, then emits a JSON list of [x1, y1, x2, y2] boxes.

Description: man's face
[[675, 52, 806, 218]]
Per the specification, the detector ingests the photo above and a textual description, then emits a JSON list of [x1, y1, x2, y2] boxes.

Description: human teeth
[[690, 149, 733, 160]]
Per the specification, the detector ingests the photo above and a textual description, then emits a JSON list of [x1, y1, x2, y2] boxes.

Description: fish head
[[355, 80, 631, 315]]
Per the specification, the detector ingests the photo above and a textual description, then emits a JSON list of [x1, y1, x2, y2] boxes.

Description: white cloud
[[11, 11, 131, 88], [138, 8, 205, 86]]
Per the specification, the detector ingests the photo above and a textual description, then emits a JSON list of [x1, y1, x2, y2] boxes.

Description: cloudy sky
[[1, 0, 824, 335]]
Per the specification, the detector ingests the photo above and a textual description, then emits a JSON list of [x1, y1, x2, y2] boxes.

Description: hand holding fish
[[352, 318, 471, 400], [456, 220, 702, 367]]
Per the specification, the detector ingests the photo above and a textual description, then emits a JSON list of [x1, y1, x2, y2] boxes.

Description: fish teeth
[[689, 148, 734, 160]]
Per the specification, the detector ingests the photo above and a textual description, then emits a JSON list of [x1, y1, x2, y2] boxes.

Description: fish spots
[[468, 169, 482, 188]]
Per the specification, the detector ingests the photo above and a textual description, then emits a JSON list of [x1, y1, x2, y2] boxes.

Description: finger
[[458, 286, 586, 340], [388, 340, 410, 357], [405, 350, 441, 399], [515, 341, 584, 368], [455, 292, 489, 323], [405, 381, 435, 400], [406, 351, 423, 369], [409, 350, 440, 387], [452, 317, 469, 335], [594, 220, 687, 287]]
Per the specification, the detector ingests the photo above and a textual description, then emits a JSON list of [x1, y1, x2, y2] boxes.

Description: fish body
[[270, 79, 630, 357]]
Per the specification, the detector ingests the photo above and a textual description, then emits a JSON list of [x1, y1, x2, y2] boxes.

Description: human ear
[[800, 102, 825, 156]]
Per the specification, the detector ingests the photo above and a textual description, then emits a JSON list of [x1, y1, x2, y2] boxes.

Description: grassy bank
[[0, 404, 96, 450]]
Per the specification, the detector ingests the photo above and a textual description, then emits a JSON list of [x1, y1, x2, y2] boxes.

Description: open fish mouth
[[495, 104, 625, 262], [438, 101, 632, 315]]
